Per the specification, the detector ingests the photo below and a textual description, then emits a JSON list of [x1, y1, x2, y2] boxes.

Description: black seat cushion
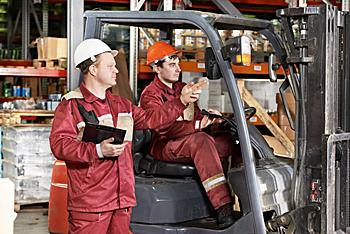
[[133, 130, 196, 177], [138, 154, 196, 177]]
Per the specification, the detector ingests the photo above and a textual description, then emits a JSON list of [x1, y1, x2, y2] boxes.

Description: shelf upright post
[[67, 0, 84, 91], [129, 0, 147, 101], [21, 0, 30, 59], [42, 0, 48, 37]]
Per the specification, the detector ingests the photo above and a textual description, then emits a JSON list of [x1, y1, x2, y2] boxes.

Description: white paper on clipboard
[[116, 113, 134, 141]]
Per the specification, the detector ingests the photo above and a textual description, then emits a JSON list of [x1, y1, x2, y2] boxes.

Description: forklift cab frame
[[82, 10, 288, 233]]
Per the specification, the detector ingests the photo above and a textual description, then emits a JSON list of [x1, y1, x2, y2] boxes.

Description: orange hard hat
[[146, 41, 178, 66]]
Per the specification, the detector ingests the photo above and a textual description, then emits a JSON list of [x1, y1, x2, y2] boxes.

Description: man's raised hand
[[180, 80, 208, 105]]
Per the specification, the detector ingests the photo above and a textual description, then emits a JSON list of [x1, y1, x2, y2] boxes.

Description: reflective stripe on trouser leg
[[202, 173, 227, 192], [161, 132, 233, 210]]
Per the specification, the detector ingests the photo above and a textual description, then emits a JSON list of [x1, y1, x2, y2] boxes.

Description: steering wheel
[[244, 107, 256, 120]]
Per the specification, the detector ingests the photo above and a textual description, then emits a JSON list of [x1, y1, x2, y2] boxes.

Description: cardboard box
[[37, 37, 67, 59], [208, 94, 224, 112], [278, 113, 291, 126], [276, 92, 295, 120], [245, 80, 283, 112], [223, 91, 233, 113], [208, 80, 222, 95]]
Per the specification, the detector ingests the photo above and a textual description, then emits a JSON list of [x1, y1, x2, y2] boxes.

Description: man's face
[[94, 53, 119, 88], [156, 56, 181, 84]]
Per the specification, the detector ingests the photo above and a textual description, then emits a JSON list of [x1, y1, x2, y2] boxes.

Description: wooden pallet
[[237, 80, 295, 158], [14, 201, 48, 212], [33, 58, 66, 69], [0, 110, 55, 125]]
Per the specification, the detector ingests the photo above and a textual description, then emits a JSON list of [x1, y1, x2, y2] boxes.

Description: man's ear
[[153, 65, 161, 74], [88, 64, 97, 76]]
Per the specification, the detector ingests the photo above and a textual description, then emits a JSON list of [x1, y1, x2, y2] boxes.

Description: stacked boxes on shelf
[[207, 79, 234, 113], [1, 126, 55, 204], [178, 29, 208, 50], [138, 28, 277, 64], [36, 37, 67, 60], [208, 80, 223, 112], [139, 28, 160, 62], [245, 80, 283, 113]]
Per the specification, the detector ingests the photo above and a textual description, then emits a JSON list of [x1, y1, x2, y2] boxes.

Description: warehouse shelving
[[138, 61, 284, 79], [0, 67, 66, 78], [0, 60, 66, 103]]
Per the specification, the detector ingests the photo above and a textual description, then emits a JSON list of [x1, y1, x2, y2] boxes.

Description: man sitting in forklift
[[140, 41, 242, 229]]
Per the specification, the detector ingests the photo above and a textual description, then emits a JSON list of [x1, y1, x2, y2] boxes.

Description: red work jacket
[[49, 82, 186, 212], [140, 76, 203, 158]]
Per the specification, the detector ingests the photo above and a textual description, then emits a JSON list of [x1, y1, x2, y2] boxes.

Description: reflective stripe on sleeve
[[51, 183, 68, 189]]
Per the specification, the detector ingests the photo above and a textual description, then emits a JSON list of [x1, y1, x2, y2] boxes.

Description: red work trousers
[[68, 208, 132, 234], [158, 131, 240, 210]]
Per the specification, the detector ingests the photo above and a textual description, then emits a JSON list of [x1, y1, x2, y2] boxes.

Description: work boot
[[216, 202, 235, 229]]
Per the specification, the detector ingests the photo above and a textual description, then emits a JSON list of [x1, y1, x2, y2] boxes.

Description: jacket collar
[[154, 75, 179, 95], [80, 82, 111, 103]]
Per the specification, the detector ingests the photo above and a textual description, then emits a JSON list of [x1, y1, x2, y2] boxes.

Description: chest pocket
[[117, 113, 134, 141]]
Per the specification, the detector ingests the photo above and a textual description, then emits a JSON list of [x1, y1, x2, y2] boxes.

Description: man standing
[[140, 41, 238, 229], [49, 38, 201, 234]]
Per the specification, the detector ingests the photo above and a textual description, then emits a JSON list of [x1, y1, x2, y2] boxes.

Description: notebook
[[82, 122, 126, 144]]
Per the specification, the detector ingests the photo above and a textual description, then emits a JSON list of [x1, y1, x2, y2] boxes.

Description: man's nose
[[114, 66, 119, 73], [176, 64, 181, 72]]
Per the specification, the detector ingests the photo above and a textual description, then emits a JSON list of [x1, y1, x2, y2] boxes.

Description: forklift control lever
[[201, 109, 223, 119]]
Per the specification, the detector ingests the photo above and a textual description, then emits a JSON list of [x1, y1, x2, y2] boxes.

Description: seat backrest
[[132, 130, 196, 177], [133, 129, 152, 155]]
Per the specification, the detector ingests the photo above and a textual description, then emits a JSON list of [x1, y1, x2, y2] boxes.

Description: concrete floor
[[14, 208, 48, 234]]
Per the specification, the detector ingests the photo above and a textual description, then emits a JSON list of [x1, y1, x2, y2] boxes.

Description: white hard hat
[[73, 38, 118, 67]]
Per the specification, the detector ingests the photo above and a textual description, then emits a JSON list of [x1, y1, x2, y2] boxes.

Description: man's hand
[[100, 137, 128, 158], [200, 109, 222, 129], [180, 81, 207, 105]]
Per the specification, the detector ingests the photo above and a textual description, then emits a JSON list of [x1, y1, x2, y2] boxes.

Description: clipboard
[[82, 122, 126, 144]]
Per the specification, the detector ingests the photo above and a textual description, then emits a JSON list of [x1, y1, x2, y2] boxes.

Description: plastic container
[[0, 178, 17, 234], [48, 160, 68, 234]]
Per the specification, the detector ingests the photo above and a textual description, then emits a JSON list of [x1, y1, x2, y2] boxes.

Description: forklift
[[49, 2, 350, 233]]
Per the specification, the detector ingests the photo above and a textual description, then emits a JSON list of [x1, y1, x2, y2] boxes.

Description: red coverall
[[50, 82, 186, 234], [140, 76, 239, 210]]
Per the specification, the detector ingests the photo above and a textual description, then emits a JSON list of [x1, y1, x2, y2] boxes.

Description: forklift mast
[[277, 5, 350, 233]]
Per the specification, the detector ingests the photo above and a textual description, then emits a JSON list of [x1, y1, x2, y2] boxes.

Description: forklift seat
[[133, 130, 196, 177]]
